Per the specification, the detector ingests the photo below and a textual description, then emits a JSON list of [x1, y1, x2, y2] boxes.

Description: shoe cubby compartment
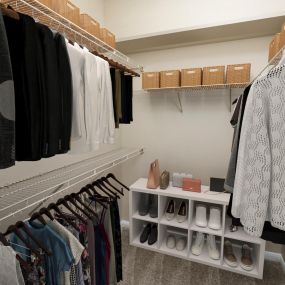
[[130, 219, 158, 250], [130, 178, 266, 279], [159, 196, 189, 229], [222, 238, 264, 279], [189, 201, 224, 236], [131, 191, 159, 223], [159, 225, 188, 258], [189, 231, 222, 266]]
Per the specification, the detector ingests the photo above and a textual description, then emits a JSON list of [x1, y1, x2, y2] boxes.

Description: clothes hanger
[[39, 207, 54, 221], [5, 225, 42, 259], [82, 185, 111, 206], [64, 195, 93, 220], [56, 198, 87, 224], [93, 180, 119, 199], [48, 203, 80, 230], [70, 193, 99, 217], [97, 179, 121, 199], [106, 173, 130, 191], [88, 182, 115, 201], [0, 233, 32, 272], [100, 177, 124, 195], [16, 221, 52, 256], [30, 212, 47, 225], [0, 4, 20, 20]]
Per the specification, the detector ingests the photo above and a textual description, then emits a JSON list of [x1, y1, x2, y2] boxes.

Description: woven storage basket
[[41, 0, 67, 15], [202, 66, 225, 85], [226, 64, 251, 84], [160, 70, 180, 88], [142, 72, 160, 89], [268, 33, 281, 62], [80, 14, 101, 38], [100, 28, 116, 48], [61, 1, 80, 25], [280, 23, 285, 50], [181, 68, 202, 86]]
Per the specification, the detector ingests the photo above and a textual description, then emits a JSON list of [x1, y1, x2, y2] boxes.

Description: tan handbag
[[147, 159, 160, 189]]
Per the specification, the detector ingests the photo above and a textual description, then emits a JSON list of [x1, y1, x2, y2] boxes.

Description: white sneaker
[[207, 234, 220, 260], [195, 204, 207, 228], [166, 235, 176, 249], [208, 207, 222, 230], [176, 237, 187, 251], [191, 232, 205, 256]]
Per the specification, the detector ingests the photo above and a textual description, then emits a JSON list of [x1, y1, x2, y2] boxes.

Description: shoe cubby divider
[[129, 178, 266, 279]]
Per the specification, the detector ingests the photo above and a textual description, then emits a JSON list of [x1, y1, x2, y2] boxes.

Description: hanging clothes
[[3, 13, 43, 161], [10, 221, 74, 285], [120, 74, 133, 124], [232, 64, 285, 237], [53, 33, 73, 154], [36, 23, 61, 157], [0, 11, 15, 169], [0, 244, 25, 285]]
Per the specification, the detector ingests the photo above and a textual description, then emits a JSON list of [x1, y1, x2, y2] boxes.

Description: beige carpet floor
[[120, 229, 285, 285]]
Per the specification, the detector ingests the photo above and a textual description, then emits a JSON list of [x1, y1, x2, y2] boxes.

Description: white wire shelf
[[0, 0, 143, 73], [0, 147, 144, 223], [144, 83, 249, 92]]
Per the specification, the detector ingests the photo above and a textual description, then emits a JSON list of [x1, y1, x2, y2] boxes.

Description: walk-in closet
[[0, 0, 284, 284]]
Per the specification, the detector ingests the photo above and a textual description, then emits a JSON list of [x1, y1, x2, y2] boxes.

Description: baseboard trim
[[121, 219, 285, 273]]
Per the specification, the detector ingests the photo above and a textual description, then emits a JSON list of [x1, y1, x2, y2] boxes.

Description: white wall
[[72, 0, 105, 24], [118, 35, 271, 220], [104, 0, 285, 39]]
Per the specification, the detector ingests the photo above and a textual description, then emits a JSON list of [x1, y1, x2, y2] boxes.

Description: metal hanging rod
[[0, 0, 143, 74], [0, 147, 144, 223]]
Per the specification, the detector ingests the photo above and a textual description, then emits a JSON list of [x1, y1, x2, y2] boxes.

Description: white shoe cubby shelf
[[129, 178, 266, 279]]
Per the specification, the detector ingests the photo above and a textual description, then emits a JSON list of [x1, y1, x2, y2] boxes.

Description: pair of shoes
[[139, 194, 158, 218], [224, 241, 254, 271], [166, 235, 187, 251], [191, 232, 220, 260], [140, 223, 158, 245], [195, 204, 221, 230], [165, 200, 187, 223]]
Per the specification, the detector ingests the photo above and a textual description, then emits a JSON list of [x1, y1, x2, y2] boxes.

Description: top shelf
[[131, 178, 231, 205], [1, 0, 143, 73], [144, 83, 249, 92]]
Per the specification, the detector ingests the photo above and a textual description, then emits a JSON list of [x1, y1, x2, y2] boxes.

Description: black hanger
[[87, 183, 113, 201], [64, 195, 93, 220], [92, 180, 119, 199], [56, 198, 87, 225], [0, 232, 32, 272], [39, 208, 54, 221], [30, 212, 47, 225], [96, 179, 120, 199], [6, 225, 42, 259], [48, 203, 80, 230], [106, 173, 130, 191], [70, 193, 99, 218], [17, 221, 52, 256], [100, 177, 124, 195]]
